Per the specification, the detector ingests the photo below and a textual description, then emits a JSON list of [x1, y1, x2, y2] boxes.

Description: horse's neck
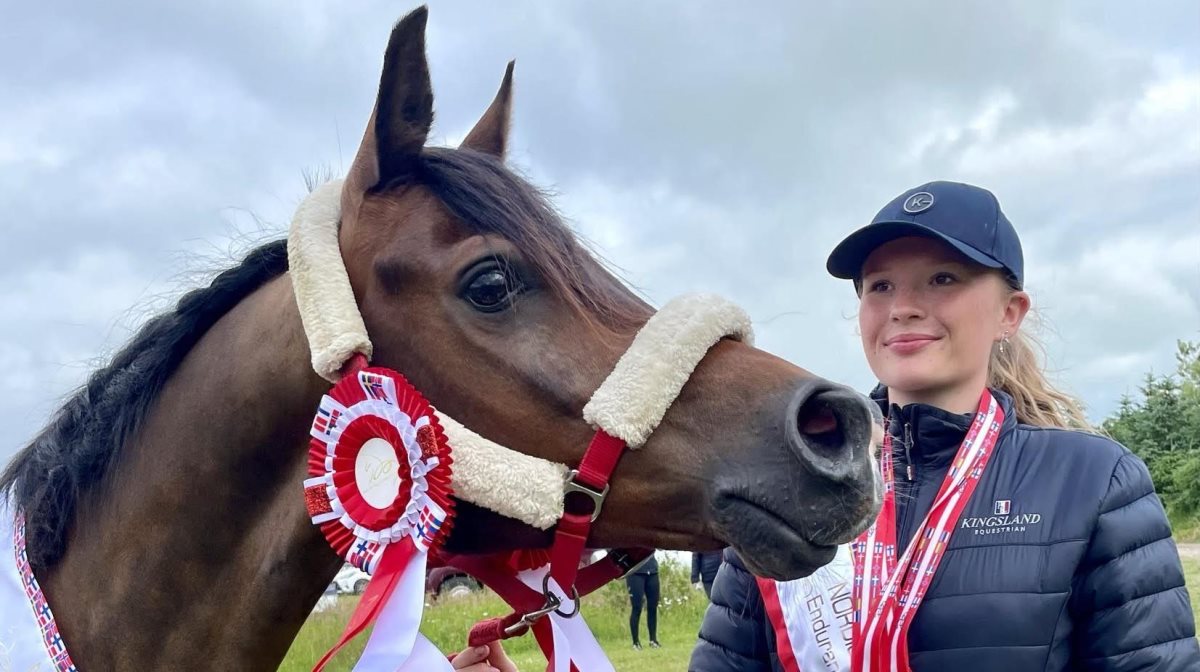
[[43, 274, 341, 671]]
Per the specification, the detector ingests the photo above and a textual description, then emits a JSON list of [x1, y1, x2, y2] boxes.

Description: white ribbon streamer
[[353, 551, 453, 671], [517, 566, 615, 672]]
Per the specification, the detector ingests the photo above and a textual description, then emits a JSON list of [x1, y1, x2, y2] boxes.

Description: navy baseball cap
[[826, 181, 1024, 288]]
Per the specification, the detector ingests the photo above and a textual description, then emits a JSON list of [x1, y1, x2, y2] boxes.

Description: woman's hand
[[450, 641, 518, 672]]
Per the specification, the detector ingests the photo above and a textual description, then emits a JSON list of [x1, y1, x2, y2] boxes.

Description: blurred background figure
[[626, 550, 661, 650], [691, 549, 723, 599]]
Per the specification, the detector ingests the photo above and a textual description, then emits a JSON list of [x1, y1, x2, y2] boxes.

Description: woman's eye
[[867, 280, 892, 293], [463, 268, 522, 312], [932, 272, 957, 286]]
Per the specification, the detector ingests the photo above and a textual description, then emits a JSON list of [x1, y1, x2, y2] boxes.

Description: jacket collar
[[868, 385, 1016, 469]]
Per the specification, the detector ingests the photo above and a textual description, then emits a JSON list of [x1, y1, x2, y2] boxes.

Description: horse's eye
[[463, 268, 522, 312]]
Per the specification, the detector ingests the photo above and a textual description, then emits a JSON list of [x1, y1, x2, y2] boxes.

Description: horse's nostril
[[796, 400, 848, 461], [787, 382, 872, 484], [797, 402, 839, 436], [777, 381, 882, 546]]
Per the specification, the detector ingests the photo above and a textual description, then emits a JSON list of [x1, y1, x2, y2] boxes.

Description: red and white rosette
[[303, 367, 455, 672]]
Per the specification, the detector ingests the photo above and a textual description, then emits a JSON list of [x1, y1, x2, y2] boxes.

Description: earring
[[999, 331, 1010, 355]]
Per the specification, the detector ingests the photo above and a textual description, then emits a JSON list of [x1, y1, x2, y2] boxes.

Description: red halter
[[442, 428, 652, 650], [347, 348, 650, 655]]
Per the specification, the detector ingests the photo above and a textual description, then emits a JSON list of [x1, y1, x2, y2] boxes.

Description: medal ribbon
[[850, 391, 1004, 672]]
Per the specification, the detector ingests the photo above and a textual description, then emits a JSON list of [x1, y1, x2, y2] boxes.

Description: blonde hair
[[988, 304, 1094, 431]]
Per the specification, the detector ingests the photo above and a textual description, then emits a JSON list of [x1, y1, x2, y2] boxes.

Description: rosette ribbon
[[302, 365, 455, 671]]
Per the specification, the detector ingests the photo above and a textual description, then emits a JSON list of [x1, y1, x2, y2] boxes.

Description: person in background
[[626, 550, 661, 650], [691, 550, 723, 599]]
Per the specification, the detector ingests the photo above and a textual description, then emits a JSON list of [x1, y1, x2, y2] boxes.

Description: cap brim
[[825, 221, 1004, 280]]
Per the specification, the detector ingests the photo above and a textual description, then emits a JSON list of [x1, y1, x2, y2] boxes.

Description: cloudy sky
[[2, 2, 1198, 462]]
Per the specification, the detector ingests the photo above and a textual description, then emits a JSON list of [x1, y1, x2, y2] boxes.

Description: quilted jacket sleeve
[[1070, 452, 1200, 671], [689, 548, 773, 672]]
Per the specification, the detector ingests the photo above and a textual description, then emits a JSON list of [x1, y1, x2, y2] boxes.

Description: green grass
[[282, 553, 1200, 671], [1185, 558, 1200, 630], [279, 559, 707, 671], [1170, 511, 1200, 543]]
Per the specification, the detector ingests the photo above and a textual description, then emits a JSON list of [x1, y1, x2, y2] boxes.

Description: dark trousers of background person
[[626, 572, 660, 646]]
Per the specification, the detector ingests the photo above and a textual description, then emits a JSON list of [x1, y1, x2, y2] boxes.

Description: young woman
[[690, 181, 1199, 671]]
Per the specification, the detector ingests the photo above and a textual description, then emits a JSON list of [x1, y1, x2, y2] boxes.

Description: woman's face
[[857, 236, 1028, 408]]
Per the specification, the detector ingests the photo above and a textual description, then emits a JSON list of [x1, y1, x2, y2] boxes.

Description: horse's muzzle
[[709, 375, 882, 580]]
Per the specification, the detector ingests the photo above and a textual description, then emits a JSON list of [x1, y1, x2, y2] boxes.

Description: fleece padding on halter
[[287, 178, 372, 383], [435, 413, 568, 531], [583, 293, 753, 448], [288, 179, 567, 530]]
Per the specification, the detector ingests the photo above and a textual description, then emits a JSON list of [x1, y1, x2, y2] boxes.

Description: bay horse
[[0, 7, 879, 670]]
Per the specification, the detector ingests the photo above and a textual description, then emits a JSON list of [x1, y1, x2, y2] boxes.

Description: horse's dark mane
[[1, 146, 642, 569], [0, 241, 290, 567]]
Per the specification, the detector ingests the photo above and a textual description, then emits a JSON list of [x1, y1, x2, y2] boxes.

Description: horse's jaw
[[711, 492, 842, 580]]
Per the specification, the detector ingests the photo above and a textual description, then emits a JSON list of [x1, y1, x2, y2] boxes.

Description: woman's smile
[[883, 332, 942, 355]]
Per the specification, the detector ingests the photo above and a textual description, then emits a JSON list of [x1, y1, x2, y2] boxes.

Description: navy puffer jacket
[[690, 389, 1199, 671]]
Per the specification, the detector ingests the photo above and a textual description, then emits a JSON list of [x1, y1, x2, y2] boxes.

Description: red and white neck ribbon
[[850, 390, 1003, 672], [303, 364, 456, 672]]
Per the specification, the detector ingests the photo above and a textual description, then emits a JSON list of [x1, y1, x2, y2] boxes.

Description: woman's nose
[[888, 286, 926, 321]]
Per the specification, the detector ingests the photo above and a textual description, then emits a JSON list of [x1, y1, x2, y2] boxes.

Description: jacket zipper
[[904, 421, 915, 481], [897, 420, 918, 554]]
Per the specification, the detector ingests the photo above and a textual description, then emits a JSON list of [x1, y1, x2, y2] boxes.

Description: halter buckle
[[543, 573, 582, 619], [564, 470, 609, 522], [503, 591, 563, 638]]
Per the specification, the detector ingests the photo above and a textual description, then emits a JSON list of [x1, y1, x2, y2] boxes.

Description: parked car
[[426, 566, 482, 599], [333, 562, 483, 599], [312, 580, 339, 613], [334, 563, 370, 595]]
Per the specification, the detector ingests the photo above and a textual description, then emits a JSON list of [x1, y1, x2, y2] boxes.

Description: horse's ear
[[460, 61, 514, 159], [345, 6, 434, 196]]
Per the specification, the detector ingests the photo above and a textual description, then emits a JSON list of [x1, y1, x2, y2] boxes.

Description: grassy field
[[280, 559, 707, 671], [1170, 511, 1200, 543], [283, 555, 1200, 671]]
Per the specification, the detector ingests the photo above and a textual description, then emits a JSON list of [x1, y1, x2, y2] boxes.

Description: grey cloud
[[0, 1, 1197, 461]]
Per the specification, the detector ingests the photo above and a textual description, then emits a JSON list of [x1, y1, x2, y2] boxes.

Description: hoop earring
[[999, 331, 1010, 355]]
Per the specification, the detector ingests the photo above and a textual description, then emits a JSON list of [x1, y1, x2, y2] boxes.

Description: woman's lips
[[884, 333, 940, 355]]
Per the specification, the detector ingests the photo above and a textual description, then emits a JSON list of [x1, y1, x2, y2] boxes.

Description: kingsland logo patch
[[960, 500, 1042, 536]]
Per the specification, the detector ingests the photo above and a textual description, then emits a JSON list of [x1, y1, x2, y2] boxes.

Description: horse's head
[[333, 7, 878, 580]]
